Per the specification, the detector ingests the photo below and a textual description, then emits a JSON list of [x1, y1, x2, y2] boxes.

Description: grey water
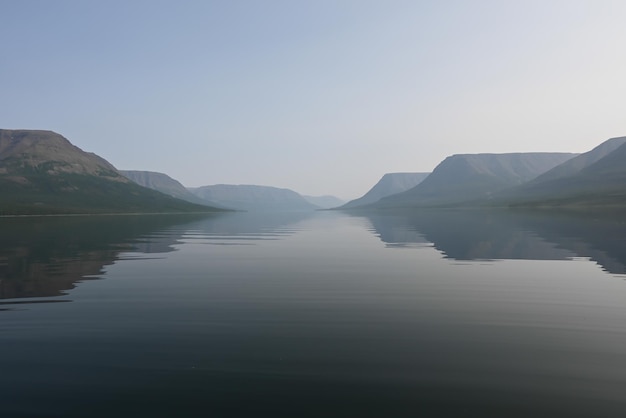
[[1, 210, 626, 417]]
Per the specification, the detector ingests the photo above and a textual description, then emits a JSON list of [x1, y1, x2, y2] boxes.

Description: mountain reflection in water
[[354, 209, 626, 275], [0, 212, 311, 301], [2, 210, 626, 303], [1, 210, 626, 417]]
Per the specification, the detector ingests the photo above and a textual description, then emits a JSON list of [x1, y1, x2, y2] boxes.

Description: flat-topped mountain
[[120, 170, 223, 207], [0, 129, 222, 215], [189, 184, 319, 211], [498, 137, 626, 207], [339, 172, 430, 209], [372, 152, 577, 208]]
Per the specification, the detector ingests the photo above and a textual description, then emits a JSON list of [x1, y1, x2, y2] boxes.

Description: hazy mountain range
[[369, 152, 577, 208], [340, 136, 626, 209], [302, 195, 345, 209], [339, 172, 430, 209], [120, 170, 222, 207], [121, 170, 343, 211], [493, 137, 626, 207], [189, 184, 319, 212], [1, 129, 625, 214]]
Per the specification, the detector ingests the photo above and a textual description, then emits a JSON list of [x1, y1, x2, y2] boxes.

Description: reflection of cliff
[[0, 214, 211, 299], [0, 212, 311, 301], [356, 210, 626, 274], [417, 211, 577, 261], [362, 213, 430, 248], [356, 210, 574, 261], [514, 211, 626, 275]]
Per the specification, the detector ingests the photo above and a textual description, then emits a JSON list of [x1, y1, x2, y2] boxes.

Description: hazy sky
[[2, 0, 626, 199]]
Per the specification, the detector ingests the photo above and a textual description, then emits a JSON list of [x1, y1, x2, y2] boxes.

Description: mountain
[[189, 184, 319, 211], [303, 195, 345, 209], [0, 129, 223, 215], [0, 129, 122, 178], [339, 172, 430, 209], [527, 136, 626, 184], [498, 137, 626, 207], [370, 153, 577, 208], [120, 170, 224, 207]]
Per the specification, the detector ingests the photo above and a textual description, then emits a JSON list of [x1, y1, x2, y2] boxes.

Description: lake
[[1, 210, 626, 417]]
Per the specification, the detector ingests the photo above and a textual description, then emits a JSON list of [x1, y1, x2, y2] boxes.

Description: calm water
[[1, 210, 626, 417]]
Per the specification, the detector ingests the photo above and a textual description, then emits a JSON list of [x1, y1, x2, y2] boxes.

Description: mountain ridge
[[190, 184, 319, 212], [0, 129, 223, 215], [339, 172, 430, 209], [497, 138, 626, 207], [524, 136, 626, 184], [371, 152, 577, 208], [0, 129, 125, 180], [120, 170, 224, 208]]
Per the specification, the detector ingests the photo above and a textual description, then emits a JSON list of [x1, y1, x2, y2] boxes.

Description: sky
[[1, 0, 626, 200]]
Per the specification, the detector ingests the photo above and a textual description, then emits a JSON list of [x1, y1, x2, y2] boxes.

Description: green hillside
[[0, 129, 224, 215]]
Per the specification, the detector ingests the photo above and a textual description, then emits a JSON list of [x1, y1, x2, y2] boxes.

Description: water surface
[[1, 210, 625, 417]]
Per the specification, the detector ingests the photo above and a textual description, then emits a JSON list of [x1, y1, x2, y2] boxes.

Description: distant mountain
[[189, 184, 319, 211], [0, 129, 222, 215], [371, 153, 577, 208], [120, 170, 224, 208], [303, 195, 345, 209], [528, 136, 626, 184], [498, 137, 626, 207], [339, 172, 430, 209]]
